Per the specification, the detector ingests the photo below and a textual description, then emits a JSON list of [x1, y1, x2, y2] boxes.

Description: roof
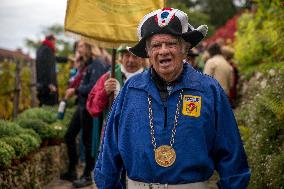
[[0, 48, 33, 62]]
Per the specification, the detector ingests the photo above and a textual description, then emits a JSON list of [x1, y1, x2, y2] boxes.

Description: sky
[[0, 0, 67, 55]]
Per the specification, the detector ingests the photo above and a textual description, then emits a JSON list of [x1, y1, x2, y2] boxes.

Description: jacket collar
[[129, 63, 204, 103], [42, 39, 55, 53]]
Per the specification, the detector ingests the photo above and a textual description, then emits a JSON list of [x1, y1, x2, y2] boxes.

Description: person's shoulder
[[202, 72, 219, 85], [206, 56, 217, 64], [36, 44, 52, 59], [37, 44, 49, 53], [193, 69, 221, 92], [92, 57, 104, 66], [125, 69, 149, 88], [96, 58, 109, 71]]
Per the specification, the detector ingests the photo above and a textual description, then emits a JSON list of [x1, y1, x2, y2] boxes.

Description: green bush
[[0, 120, 24, 138], [265, 152, 284, 189], [235, 71, 284, 188], [234, 3, 284, 187], [22, 128, 41, 143], [0, 140, 15, 167], [16, 117, 68, 140], [0, 120, 41, 161], [0, 136, 29, 158], [234, 0, 284, 78], [49, 122, 67, 139], [16, 118, 52, 139], [18, 133, 41, 152], [16, 108, 57, 124]]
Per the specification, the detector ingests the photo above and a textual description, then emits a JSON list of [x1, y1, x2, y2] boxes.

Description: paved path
[[44, 163, 218, 189], [44, 163, 97, 189], [44, 179, 96, 189]]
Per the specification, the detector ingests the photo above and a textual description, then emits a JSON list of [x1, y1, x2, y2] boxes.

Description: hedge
[[0, 141, 15, 168], [16, 108, 57, 124], [0, 120, 24, 138], [18, 133, 41, 152], [16, 118, 54, 139], [236, 71, 284, 188], [0, 137, 28, 158]]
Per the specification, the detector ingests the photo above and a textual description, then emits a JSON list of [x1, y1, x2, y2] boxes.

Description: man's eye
[[167, 42, 178, 46], [151, 44, 161, 48]]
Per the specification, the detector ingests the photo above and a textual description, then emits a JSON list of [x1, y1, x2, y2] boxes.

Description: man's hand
[[104, 78, 118, 95], [65, 88, 75, 99], [48, 84, 57, 92]]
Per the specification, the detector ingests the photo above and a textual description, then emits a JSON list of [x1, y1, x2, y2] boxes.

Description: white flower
[[54, 125, 63, 130]]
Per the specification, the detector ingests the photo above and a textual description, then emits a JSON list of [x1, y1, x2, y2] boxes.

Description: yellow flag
[[64, 0, 165, 48]]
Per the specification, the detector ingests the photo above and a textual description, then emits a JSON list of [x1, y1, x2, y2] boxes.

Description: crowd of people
[[35, 7, 249, 189]]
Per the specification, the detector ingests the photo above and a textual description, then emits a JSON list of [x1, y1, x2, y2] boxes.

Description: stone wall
[[0, 144, 68, 189]]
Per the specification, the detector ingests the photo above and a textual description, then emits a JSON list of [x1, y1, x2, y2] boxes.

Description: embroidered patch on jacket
[[182, 95, 202, 117]]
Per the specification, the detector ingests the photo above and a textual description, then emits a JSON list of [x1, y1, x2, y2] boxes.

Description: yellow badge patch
[[182, 95, 202, 117]]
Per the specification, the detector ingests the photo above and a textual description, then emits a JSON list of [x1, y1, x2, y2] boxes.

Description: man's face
[[147, 34, 185, 82], [121, 51, 143, 73]]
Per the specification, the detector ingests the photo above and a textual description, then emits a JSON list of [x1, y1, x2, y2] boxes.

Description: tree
[[166, 1, 215, 36], [24, 24, 73, 57], [166, 0, 247, 29], [200, 0, 237, 28]]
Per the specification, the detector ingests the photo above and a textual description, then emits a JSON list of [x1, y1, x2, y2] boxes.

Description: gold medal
[[148, 90, 183, 168], [155, 145, 176, 167]]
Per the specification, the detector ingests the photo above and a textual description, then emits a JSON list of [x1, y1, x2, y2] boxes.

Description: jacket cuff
[[218, 170, 251, 189]]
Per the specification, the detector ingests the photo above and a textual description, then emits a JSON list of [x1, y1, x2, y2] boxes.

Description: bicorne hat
[[129, 8, 208, 58]]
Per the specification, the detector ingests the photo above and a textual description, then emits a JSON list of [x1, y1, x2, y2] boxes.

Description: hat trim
[[129, 28, 206, 58], [137, 9, 160, 40]]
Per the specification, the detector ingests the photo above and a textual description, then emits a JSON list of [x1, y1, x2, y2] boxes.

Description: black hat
[[129, 8, 208, 58]]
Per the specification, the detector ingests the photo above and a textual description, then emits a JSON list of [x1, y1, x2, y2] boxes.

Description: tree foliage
[[166, 1, 215, 36], [24, 24, 73, 57], [167, 0, 241, 29], [234, 0, 284, 77]]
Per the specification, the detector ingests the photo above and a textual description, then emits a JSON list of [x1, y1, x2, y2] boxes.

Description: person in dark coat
[[35, 34, 68, 106], [60, 40, 107, 188]]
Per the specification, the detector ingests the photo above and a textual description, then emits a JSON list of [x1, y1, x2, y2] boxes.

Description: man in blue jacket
[[94, 8, 250, 189]]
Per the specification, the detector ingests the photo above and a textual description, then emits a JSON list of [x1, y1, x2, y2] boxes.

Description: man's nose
[[159, 43, 170, 55], [128, 55, 136, 63]]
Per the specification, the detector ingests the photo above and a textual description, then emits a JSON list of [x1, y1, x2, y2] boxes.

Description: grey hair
[[145, 36, 191, 56]]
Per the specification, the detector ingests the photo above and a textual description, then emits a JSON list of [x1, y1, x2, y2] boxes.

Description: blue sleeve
[[94, 93, 124, 189], [213, 85, 250, 189]]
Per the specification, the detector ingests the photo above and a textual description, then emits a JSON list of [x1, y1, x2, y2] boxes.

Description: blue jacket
[[94, 63, 250, 189]]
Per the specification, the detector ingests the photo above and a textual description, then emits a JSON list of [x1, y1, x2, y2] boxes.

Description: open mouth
[[159, 58, 172, 65]]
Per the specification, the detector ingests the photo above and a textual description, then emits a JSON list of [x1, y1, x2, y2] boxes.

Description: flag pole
[[109, 48, 116, 107], [111, 48, 116, 78]]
